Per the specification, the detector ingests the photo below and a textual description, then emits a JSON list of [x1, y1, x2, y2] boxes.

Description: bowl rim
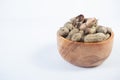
[[57, 32, 114, 45]]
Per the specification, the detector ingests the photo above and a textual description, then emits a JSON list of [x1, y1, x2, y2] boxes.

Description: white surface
[[0, 0, 120, 80]]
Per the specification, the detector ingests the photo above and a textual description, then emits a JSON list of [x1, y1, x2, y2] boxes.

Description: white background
[[0, 0, 120, 80]]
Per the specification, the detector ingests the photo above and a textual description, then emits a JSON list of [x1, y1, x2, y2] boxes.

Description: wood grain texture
[[57, 32, 114, 68]]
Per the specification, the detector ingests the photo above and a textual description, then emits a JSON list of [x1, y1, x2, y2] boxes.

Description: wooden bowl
[[57, 32, 114, 68]]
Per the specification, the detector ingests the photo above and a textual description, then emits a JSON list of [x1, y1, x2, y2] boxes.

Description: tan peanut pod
[[71, 33, 82, 41], [79, 23, 87, 30], [58, 27, 69, 37], [96, 25, 107, 34], [106, 27, 112, 34], [85, 26, 96, 34], [86, 18, 97, 28], [105, 33, 110, 40], [64, 22, 74, 31], [84, 33, 106, 42], [66, 28, 79, 39]]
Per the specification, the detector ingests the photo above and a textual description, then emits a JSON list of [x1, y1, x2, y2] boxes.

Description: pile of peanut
[[58, 14, 112, 42]]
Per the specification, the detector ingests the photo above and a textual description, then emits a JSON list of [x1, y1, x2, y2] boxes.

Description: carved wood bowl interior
[[57, 32, 114, 68]]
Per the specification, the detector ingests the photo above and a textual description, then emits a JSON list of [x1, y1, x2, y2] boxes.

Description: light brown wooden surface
[[57, 32, 114, 68]]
